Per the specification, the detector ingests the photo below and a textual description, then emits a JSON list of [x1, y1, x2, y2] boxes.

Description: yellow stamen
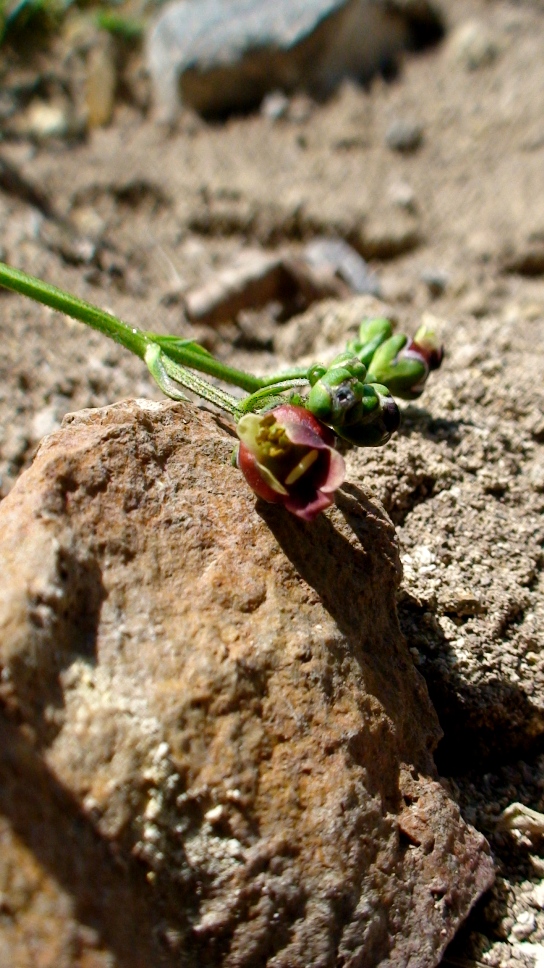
[[285, 449, 319, 486]]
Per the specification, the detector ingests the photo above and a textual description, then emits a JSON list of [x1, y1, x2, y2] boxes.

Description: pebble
[[260, 90, 289, 121], [447, 20, 499, 71], [388, 180, 417, 213], [303, 237, 381, 295], [500, 241, 544, 277], [385, 119, 423, 153], [24, 101, 71, 139], [205, 805, 225, 824], [86, 37, 117, 128], [531, 883, 544, 909], [421, 268, 449, 297], [32, 406, 60, 441]]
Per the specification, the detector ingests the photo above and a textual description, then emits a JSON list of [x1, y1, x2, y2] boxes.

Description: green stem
[[0, 260, 310, 416], [0, 261, 308, 395], [256, 367, 309, 386], [0, 261, 150, 359], [161, 352, 242, 415], [145, 333, 265, 393], [239, 379, 309, 413], [146, 335, 308, 393]]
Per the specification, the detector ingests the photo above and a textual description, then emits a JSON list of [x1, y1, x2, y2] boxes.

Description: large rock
[[0, 398, 492, 967], [147, 0, 444, 118]]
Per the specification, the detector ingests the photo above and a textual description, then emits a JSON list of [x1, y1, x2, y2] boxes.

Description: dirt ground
[[1, 0, 544, 965]]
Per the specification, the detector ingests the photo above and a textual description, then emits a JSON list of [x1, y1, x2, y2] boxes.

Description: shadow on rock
[[3, 546, 107, 749], [398, 591, 544, 774], [398, 404, 466, 447], [0, 711, 196, 968], [259, 480, 440, 801]]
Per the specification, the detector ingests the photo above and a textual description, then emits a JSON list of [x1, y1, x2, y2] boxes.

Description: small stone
[[389, 184, 417, 218], [421, 268, 449, 298], [147, 0, 443, 118], [144, 798, 162, 821], [24, 101, 71, 139], [448, 20, 500, 71], [498, 804, 544, 841], [85, 37, 117, 129], [500, 240, 544, 277], [260, 90, 289, 121], [529, 463, 544, 493], [530, 857, 544, 877], [530, 883, 544, 909], [509, 911, 536, 941], [184, 248, 342, 325], [304, 237, 381, 295], [204, 805, 225, 824], [361, 208, 421, 258], [385, 119, 424, 153]]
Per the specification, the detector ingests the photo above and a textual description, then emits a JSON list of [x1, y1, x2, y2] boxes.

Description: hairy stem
[[0, 261, 150, 359], [0, 261, 312, 416], [146, 335, 308, 393]]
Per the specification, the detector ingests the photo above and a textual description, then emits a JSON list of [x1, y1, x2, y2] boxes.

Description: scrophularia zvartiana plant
[[0, 262, 443, 521]]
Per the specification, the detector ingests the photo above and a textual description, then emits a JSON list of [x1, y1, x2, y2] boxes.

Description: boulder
[[146, 0, 444, 118], [0, 398, 492, 967]]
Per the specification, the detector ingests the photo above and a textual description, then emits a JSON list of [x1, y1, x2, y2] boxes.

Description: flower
[[236, 404, 345, 521]]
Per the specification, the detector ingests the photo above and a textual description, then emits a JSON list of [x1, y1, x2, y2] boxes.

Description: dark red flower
[[236, 404, 345, 522]]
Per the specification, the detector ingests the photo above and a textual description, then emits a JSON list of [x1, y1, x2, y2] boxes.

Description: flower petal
[[284, 489, 335, 522], [321, 448, 346, 493], [237, 446, 286, 502], [270, 404, 336, 449]]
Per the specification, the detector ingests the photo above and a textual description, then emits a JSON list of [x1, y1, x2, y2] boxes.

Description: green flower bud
[[334, 384, 400, 447], [307, 363, 328, 387], [347, 317, 393, 368], [307, 357, 368, 427], [331, 352, 367, 382], [365, 327, 443, 399]]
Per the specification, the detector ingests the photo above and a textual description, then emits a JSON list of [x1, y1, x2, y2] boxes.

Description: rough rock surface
[[147, 0, 443, 118], [0, 398, 493, 968]]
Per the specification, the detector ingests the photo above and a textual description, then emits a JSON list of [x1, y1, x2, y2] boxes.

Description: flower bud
[[347, 317, 393, 367], [306, 355, 367, 427], [236, 404, 345, 521], [411, 323, 444, 372], [366, 326, 443, 399], [334, 384, 400, 447]]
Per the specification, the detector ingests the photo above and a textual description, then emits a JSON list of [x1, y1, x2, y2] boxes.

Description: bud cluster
[[235, 317, 444, 518]]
